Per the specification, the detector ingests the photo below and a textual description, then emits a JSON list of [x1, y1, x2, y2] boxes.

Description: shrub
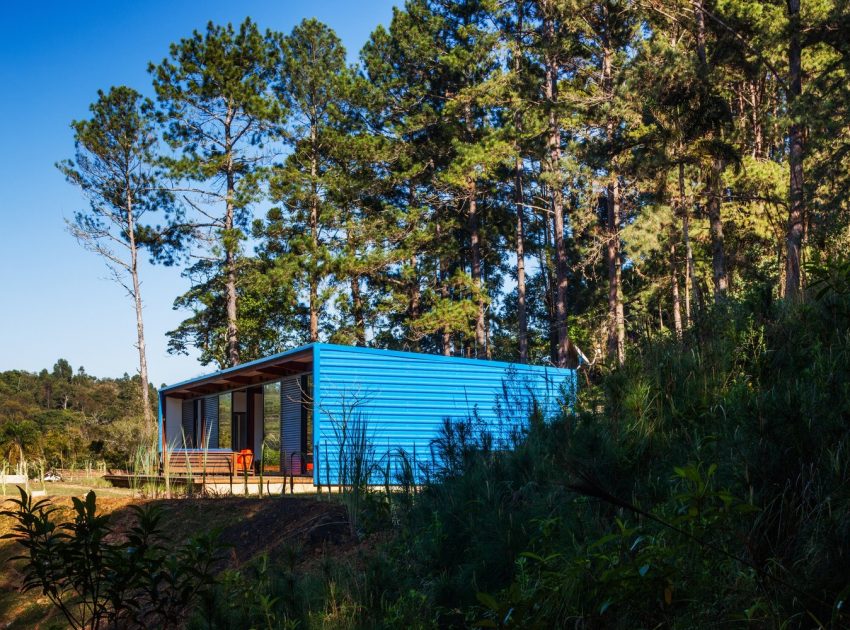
[[1, 489, 221, 629]]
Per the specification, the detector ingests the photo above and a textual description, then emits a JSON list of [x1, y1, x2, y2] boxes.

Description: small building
[[158, 343, 576, 486]]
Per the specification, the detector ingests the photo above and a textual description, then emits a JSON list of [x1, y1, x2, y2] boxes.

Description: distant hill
[[0, 359, 155, 470]]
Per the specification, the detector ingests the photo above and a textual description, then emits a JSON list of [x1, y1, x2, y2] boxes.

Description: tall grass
[[323, 390, 378, 538]]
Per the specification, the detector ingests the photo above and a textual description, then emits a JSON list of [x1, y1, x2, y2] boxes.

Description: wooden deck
[[104, 473, 317, 495], [163, 450, 243, 476]]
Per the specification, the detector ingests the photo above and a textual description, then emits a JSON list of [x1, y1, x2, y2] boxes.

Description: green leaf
[[476, 591, 500, 612]]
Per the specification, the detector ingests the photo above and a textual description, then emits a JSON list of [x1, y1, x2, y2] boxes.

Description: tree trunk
[[513, 3, 528, 364], [224, 250, 239, 365], [692, 0, 707, 66], [606, 178, 625, 364], [468, 184, 487, 358], [707, 158, 729, 300], [552, 199, 570, 366], [484, 262, 493, 360], [671, 239, 683, 338], [751, 80, 764, 159], [693, 0, 728, 303], [224, 110, 240, 367], [679, 162, 699, 318], [351, 278, 365, 345], [309, 123, 320, 341], [540, 207, 558, 364], [602, 36, 624, 364], [436, 219, 452, 356], [785, 0, 804, 300], [408, 255, 421, 351], [544, 12, 571, 367], [344, 214, 365, 346], [126, 185, 154, 445], [461, 96, 487, 358], [515, 158, 528, 364], [350, 276, 365, 346]]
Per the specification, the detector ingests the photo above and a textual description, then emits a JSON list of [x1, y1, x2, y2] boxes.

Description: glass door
[[233, 412, 248, 451]]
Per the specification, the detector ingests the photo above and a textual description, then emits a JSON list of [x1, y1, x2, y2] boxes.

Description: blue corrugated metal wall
[[313, 344, 576, 486]]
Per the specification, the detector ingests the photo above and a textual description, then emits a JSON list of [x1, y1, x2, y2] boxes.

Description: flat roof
[[160, 342, 575, 399], [160, 343, 315, 398]]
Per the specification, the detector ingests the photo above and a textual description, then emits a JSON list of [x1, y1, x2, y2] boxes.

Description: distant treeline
[[0, 359, 154, 469]]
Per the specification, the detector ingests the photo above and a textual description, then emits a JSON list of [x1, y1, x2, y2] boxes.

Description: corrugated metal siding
[[205, 396, 219, 448], [280, 377, 302, 474], [314, 344, 576, 485], [181, 400, 194, 448]]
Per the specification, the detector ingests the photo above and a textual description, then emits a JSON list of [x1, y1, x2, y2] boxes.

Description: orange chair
[[234, 449, 254, 474]]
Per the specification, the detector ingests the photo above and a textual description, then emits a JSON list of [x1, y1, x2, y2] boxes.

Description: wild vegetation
[[3, 0, 847, 627], [191, 282, 846, 628], [6, 286, 850, 627], [0, 359, 153, 472]]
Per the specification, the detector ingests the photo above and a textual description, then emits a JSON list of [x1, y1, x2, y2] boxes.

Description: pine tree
[[573, 0, 637, 362], [59, 87, 171, 443], [266, 19, 349, 343], [434, 0, 511, 359], [151, 18, 280, 367], [784, 0, 804, 299]]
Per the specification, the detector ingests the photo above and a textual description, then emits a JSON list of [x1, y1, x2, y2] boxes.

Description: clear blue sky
[[0, 1, 397, 386]]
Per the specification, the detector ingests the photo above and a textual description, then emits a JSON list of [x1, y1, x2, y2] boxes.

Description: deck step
[[164, 451, 246, 475]]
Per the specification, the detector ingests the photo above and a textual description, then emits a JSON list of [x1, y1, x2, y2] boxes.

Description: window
[[218, 392, 232, 450], [301, 374, 313, 465], [263, 382, 281, 472]]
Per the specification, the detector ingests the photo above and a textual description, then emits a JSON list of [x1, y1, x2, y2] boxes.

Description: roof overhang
[[160, 344, 315, 399]]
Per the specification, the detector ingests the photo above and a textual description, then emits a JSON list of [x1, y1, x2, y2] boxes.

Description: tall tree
[[501, 0, 533, 363], [152, 18, 279, 367], [59, 87, 169, 442], [691, 0, 730, 302], [267, 18, 349, 343], [533, 0, 573, 367], [577, 0, 635, 363], [361, 2, 460, 355], [784, 0, 804, 299], [435, 0, 510, 359]]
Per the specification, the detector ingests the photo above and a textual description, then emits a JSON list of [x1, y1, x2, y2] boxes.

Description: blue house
[[158, 343, 576, 486]]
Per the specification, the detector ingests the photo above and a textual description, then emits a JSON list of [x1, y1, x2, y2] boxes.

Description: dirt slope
[[0, 494, 354, 628]]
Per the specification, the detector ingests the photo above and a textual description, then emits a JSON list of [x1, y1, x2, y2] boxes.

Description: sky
[[0, 0, 398, 386]]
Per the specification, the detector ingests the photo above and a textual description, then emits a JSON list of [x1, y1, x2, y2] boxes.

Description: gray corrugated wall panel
[[204, 396, 219, 448], [280, 377, 302, 474], [314, 344, 576, 485], [181, 400, 194, 448]]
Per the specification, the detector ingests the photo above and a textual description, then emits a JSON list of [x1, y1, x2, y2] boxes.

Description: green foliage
[[152, 18, 282, 367], [0, 361, 153, 470], [193, 552, 302, 630], [201, 287, 849, 628], [1, 489, 221, 629], [47, 3, 850, 624]]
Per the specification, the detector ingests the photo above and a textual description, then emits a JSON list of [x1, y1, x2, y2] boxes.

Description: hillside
[[0, 495, 357, 628]]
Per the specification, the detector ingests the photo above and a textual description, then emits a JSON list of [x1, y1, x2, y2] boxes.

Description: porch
[[159, 346, 316, 479]]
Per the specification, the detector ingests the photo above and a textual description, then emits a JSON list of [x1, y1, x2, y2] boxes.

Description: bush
[[1, 489, 221, 629], [347, 290, 850, 627]]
